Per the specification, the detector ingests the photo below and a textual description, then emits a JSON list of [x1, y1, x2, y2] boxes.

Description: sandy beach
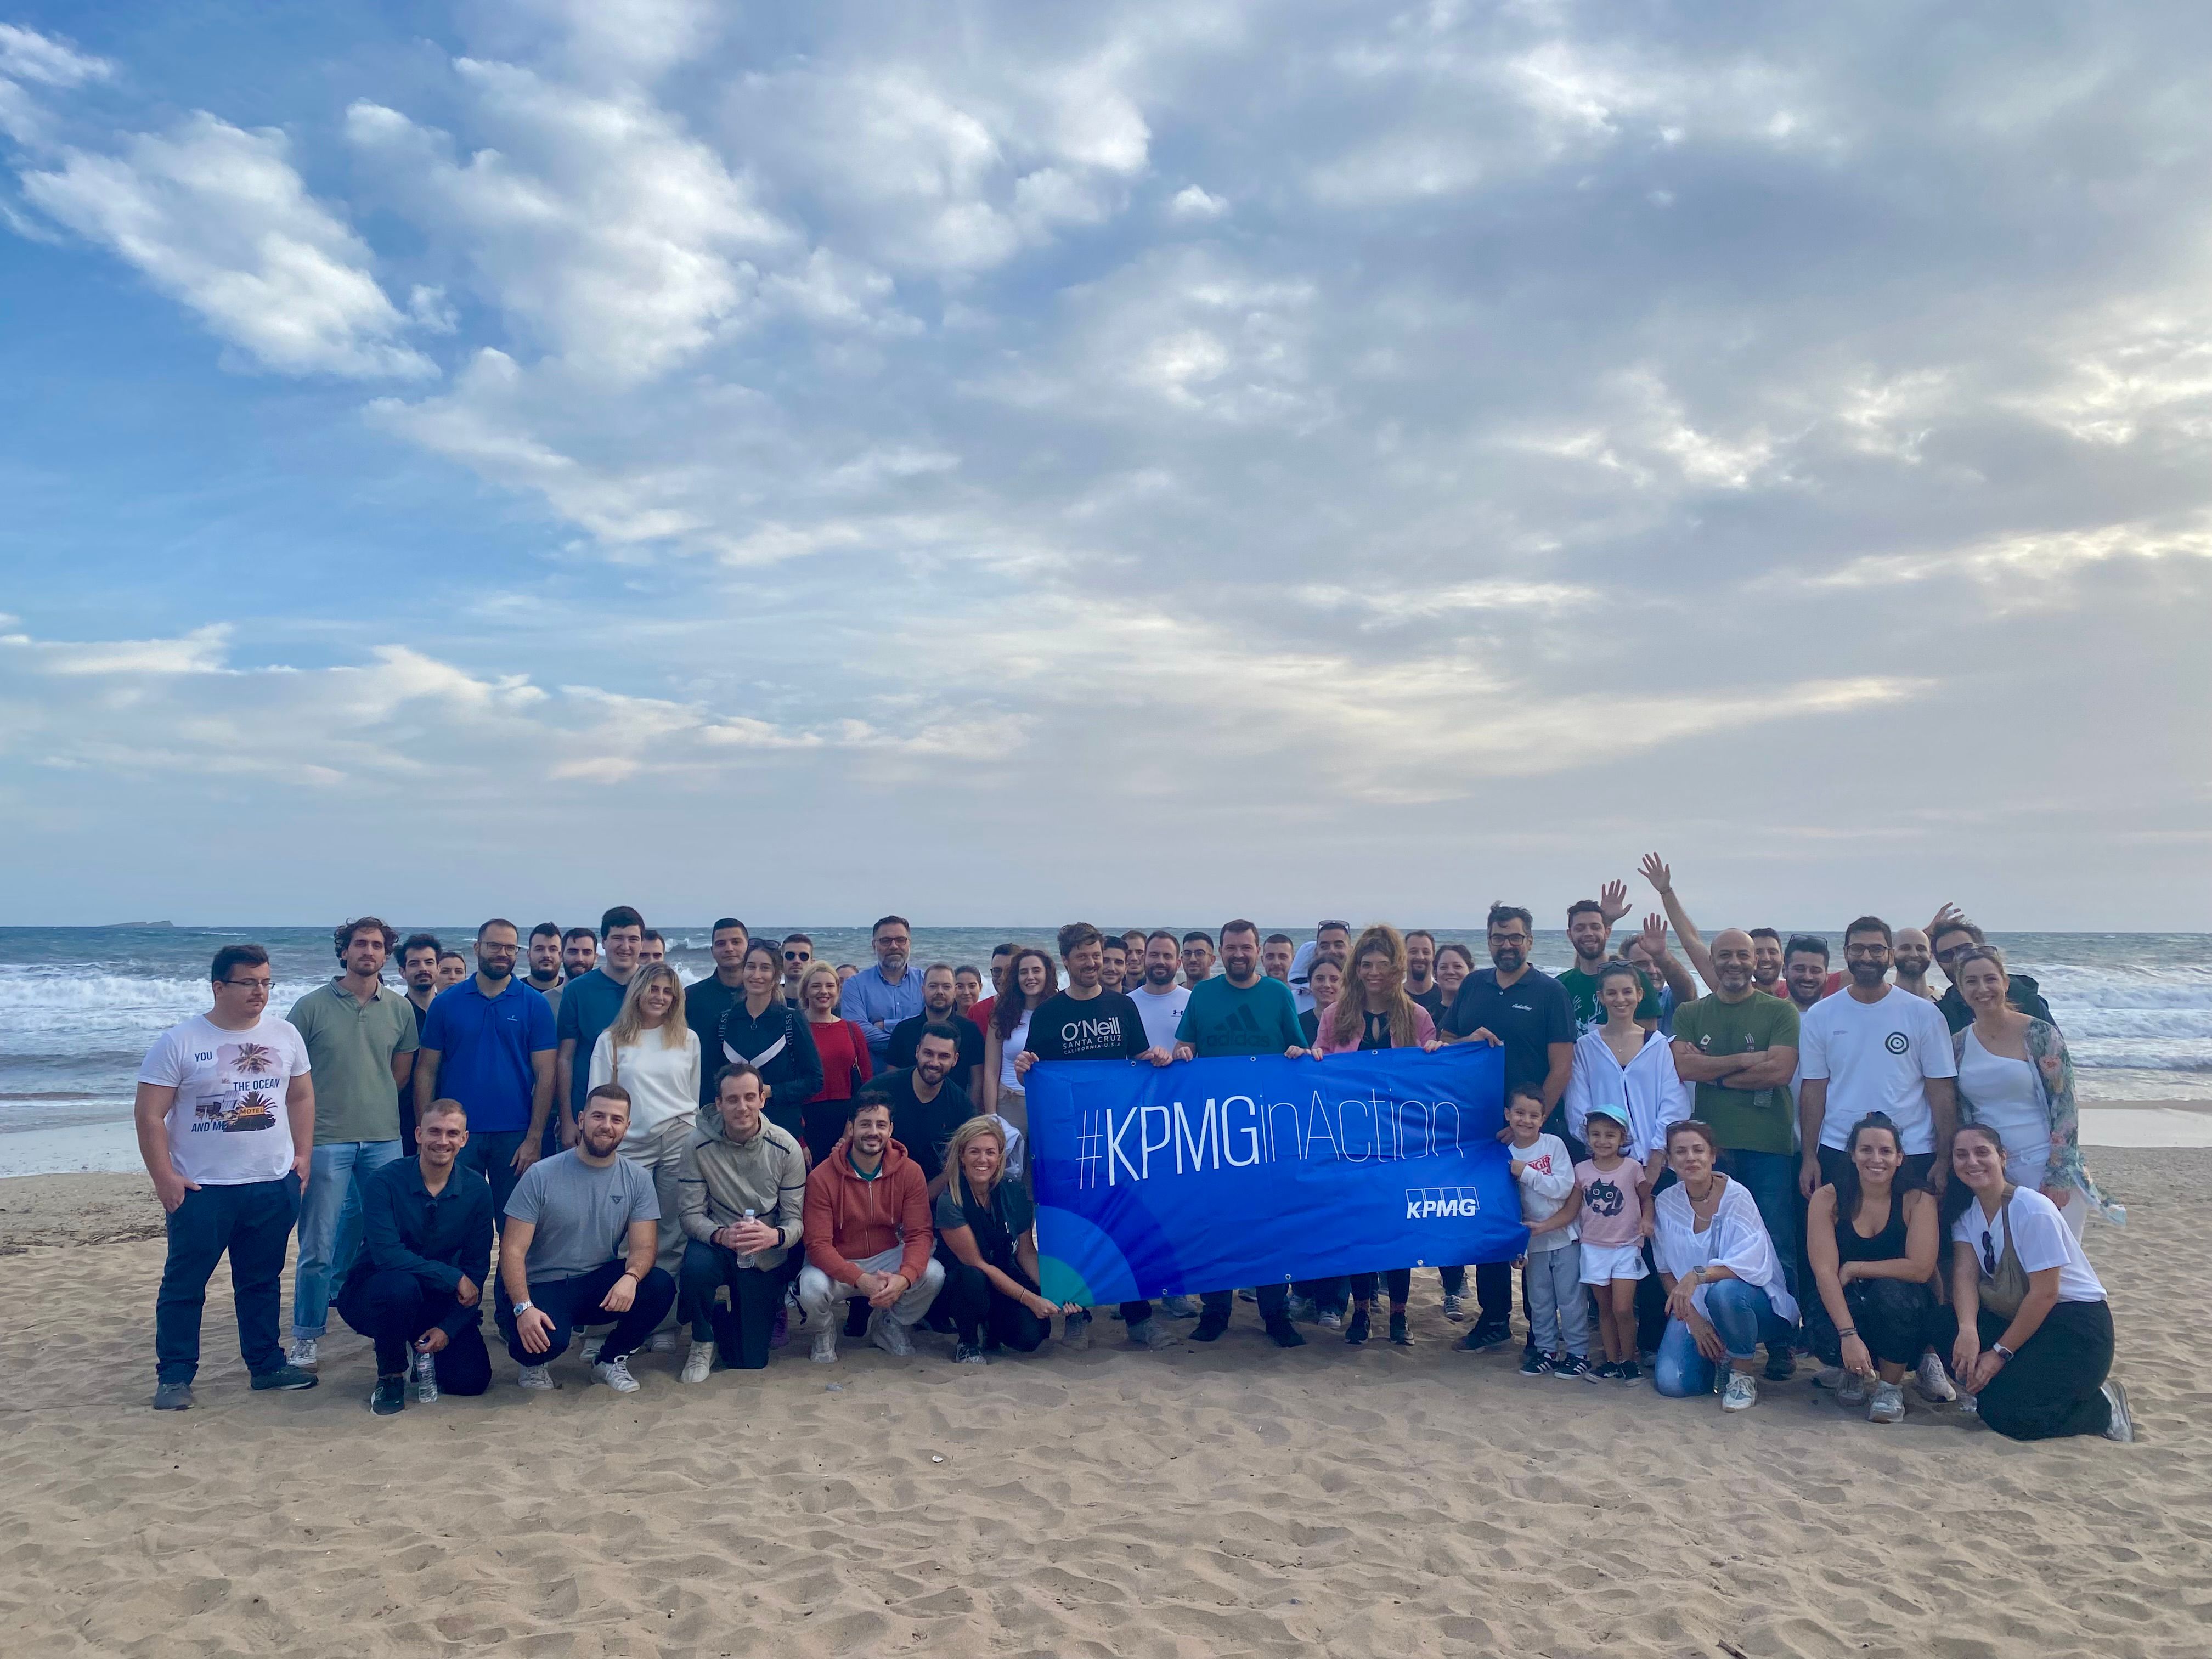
[[2, 1143, 2206, 1658]]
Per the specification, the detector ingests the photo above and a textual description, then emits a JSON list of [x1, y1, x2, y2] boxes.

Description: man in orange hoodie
[[798, 1089, 944, 1362]]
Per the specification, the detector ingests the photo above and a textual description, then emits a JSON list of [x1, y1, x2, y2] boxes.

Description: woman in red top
[[799, 961, 873, 1164]]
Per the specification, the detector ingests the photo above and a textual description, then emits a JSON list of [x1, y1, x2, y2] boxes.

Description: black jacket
[[700, 995, 824, 1109], [337, 1157, 494, 1339]]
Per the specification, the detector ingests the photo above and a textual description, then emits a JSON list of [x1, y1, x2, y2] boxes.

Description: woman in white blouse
[[1563, 960, 1685, 1175], [1651, 1119, 1799, 1412], [588, 962, 700, 1289]]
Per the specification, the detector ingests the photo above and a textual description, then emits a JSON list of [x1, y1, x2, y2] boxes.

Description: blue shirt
[[421, 977, 555, 1134], [554, 967, 633, 1121], [839, 964, 928, 1064]]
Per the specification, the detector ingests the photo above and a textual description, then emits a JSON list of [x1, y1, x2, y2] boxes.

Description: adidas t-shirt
[[138, 1013, 312, 1186], [1176, 975, 1304, 1058]]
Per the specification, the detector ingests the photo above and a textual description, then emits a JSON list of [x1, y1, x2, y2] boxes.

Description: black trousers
[[1351, 1268, 1413, 1304], [678, 1243, 783, 1370], [934, 1260, 1049, 1351], [154, 1174, 298, 1385], [1204, 1284, 1289, 1322], [1809, 1277, 1937, 1370], [499, 1261, 676, 1367], [336, 1268, 492, 1392], [1932, 1301, 2113, 1441], [1472, 1261, 1513, 1333]]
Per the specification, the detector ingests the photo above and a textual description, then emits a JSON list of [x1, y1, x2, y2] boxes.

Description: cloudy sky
[[2, 2, 2208, 930]]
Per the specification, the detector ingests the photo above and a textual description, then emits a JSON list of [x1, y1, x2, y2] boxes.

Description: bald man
[[1668, 928, 1804, 1375], [1891, 928, 1937, 1001]]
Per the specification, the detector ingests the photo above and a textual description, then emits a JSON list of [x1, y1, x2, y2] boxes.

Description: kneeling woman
[[1939, 1123, 2134, 1442], [1805, 1112, 1939, 1424], [1651, 1120, 1800, 1412], [932, 1117, 1079, 1364]]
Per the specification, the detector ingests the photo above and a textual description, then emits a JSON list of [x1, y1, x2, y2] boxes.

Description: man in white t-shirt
[[1796, 915, 1959, 1199], [136, 944, 319, 1410], [1128, 930, 1193, 1052]]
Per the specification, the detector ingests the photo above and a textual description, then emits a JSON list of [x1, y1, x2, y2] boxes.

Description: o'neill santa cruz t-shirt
[[1797, 985, 1957, 1154], [1024, 991, 1155, 1064], [138, 1013, 312, 1186]]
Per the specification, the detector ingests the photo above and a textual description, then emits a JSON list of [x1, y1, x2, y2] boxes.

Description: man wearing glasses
[[1927, 910, 2057, 1035], [780, 934, 814, 1007], [416, 919, 557, 1220], [135, 943, 319, 1409], [840, 915, 928, 1069]]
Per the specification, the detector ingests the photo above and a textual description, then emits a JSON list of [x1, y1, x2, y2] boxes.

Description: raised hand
[[1599, 879, 1632, 926], [1638, 913, 1668, 960], [1638, 851, 1672, 893]]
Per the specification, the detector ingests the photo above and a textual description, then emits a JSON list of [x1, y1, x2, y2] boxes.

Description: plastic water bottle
[[413, 1347, 439, 1404]]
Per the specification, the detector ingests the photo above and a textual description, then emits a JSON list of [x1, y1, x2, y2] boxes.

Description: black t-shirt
[[1022, 991, 1154, 1063], [879, 1068, 975, 1185], [1443, 968, 1576, 1096], [1299, 1007, 1321, 1047], [1410, 983, 1446, 1022], [887, 1008, 986, 1076]]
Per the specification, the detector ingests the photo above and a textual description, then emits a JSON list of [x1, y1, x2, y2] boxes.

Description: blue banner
[[1028, 1043, 1521, 1305]]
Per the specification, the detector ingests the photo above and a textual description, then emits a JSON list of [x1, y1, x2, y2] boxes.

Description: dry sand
[[1, 1148, 2207, 1658]]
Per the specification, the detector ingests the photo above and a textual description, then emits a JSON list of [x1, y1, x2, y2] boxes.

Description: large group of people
[[132, 860, 2135, 1446]]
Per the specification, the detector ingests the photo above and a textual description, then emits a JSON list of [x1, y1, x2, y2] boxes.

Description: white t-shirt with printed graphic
[[1797, 986, 1957, 1154], [138, 1013, 311, 1185]]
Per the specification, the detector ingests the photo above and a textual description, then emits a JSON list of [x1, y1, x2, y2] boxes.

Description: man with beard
[[1797, 917, 1958, 1199], [1262, 934, 1297, 983], [1172, 919, 1308, 1349], [397, 933, 443, 1158], [1747, 928, 1787, 998], [843, 916, 928, 1070], [1670, 929, 1803, 1347], [1130, 930, 1193, 1055], [1892, 927, 1938, 1001], [524, 923, 566, 1009], [780, 934, 814, 1007], [1180, 930, 1217, 989], [415, 919, 557, 1220], [561, 927, 598, 985], [1099, 935, 1130, 995], [557, 907, 645, 1153], [1927, 911, 2058, 1034], [887, 964, 985, 1096], [1405, 930, 1444, 1021], [1558, 887, 1658, 1035], [879, 1024, 978, 1192], [337, 1097, 495, 1413], [499, 1083, 675, 1393], [1018, 924, 1178, 1351], [1441, 902, 1576, 1353], [798, 1092, 945, 1362], [684, 919, 754, 1075], [675, 1064, 806, 1380]]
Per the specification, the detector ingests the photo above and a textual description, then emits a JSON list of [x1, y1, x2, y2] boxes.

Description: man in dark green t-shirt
[[1668, 927, 1802, 1311], [1559, 892, 1659, 1034], [1171, 918, 1308, 1348]]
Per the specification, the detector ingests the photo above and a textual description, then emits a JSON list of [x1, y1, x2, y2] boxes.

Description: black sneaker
[[1590, 1361, 1621, 1381], [250, 1364, 318, 1392], [843, 1302, 872, 1339], [1191, 1310, 1230, 1342], [1764, 1345, 1796, 1383], [369, 1374, 407, 1415], [151, 1381, 194, 1410], [1387, 1311, 1411, 1346], [1615, 1359, 1643, 1384], [1554, 1355, 1594, 1381], [1345, 1307, 1370, 1346], [1457, 1323, 1514, 1354], [1265, 1317, 1306, 1349], [1519, 1348, 1553, 1376]]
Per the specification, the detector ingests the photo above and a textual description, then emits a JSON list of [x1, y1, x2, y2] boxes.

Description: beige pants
[[619, 1114, 692, 1328]]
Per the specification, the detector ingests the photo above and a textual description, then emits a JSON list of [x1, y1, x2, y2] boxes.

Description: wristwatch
[[513, 1300, 534, 1316], [1991, 1342, 2015, 1363]]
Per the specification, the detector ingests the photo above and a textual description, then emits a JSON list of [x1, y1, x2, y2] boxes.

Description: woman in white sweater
[[1651, 1119, 1799, 1412], [588, 962, 700, 1290], [1562, 961, 1686, 1175]]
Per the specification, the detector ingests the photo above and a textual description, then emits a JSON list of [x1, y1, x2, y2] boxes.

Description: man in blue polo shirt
[[415, 918, 556, 1220], [841, 915, 928, 1068]]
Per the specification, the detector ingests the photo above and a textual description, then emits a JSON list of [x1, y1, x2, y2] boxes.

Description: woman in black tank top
[[1806, 1113, 1941, 1423]]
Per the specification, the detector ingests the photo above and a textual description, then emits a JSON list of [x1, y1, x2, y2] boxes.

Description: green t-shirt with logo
[[1670, 991, 1801, 1154], [1558, 966, 1662, 1036], [1176, 976, 1304, 1058]]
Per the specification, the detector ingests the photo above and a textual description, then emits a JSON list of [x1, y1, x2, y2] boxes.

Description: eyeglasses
[[477, 943, 519, 955], [221, 978, 274, 991], [783, 950, 809, 961], [1980, 1229, 1997, 1277]]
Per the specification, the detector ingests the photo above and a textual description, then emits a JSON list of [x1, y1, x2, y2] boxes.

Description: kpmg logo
[[1405, 1186, 1481, 1220]]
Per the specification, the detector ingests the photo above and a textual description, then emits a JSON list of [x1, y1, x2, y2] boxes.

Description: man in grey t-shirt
[[498, 1084, 675, 1393]]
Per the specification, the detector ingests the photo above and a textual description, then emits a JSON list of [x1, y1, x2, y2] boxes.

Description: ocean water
[[4, 926, 2207, 1146]]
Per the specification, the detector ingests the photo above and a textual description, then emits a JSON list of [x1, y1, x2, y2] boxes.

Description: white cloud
[[19, 112, 435, 379], [1167, 184, 1228, 221]]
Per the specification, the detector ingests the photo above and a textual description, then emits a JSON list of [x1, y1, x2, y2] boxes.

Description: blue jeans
[[1724, 1149, 1801, 1311], [292, 1138, 402, 1339], [1654, 1278, 1795, 1398], [155, 1174, 300, 1384]]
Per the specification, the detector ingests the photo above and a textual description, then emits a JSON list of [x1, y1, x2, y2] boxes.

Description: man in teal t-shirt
[[1171, 919, 1307, 1348]]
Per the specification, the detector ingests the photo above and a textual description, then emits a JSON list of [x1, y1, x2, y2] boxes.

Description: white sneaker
[[810, 1330, 838, 1365], [648, 1331, 675, 1354], [592, 1355, 641, 1393], [1127, 1317, 1182, 1350], [1838, 1372, 1869, 1407], [1867, 1381, 1906, 1424], [2101, 1380, 2135, 1443], [870, 1312, 915, 1357], [516, 1363, 555, 1391], [1720, 1373, 1759, 1413], [680, 1341, 713, 1384], [1441, 1291, 1465, 1322], [581, 1335, 605, 1366], [1318, 1311, 1344, 1331], [1813, 1364, 1847, 1390], [1915, 1351, 1957, 1402], [285, 1337, 319, 1372]]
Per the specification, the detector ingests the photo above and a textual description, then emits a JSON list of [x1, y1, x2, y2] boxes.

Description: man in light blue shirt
[[840, 914, 927, 1068]]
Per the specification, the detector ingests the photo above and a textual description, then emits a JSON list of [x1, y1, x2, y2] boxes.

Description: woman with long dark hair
[[981, 947, 1055, 1148], [1805, 1112, 1939, 1424], [1937, 1123, 2132, 1441], [708, 940, 823, 1149]]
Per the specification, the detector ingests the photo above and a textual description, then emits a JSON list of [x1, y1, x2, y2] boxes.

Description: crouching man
[[336, 1097, 494, 1413], [674, 1063, 808, 1380], [498, 1083, 676, 1393], [797, 1090, 944, 1362]]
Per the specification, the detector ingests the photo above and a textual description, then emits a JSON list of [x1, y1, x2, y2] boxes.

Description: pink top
[[1308, 1002, 1438, 1056], [1573, 1156, 1650, 1248]]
